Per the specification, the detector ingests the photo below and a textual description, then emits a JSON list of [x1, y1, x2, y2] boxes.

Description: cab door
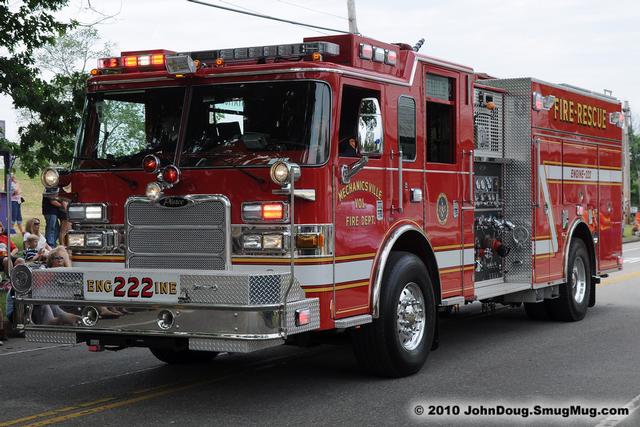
[[333, 82, 389, 319]]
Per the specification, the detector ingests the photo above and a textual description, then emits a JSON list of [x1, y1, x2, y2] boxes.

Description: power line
[[275, 0, 347, 21], [187, 0, 348, 33]]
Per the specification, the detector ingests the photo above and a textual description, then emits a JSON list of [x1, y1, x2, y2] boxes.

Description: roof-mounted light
[[192, 41, 339, 64], [96, 50, 174, 73], [165, 55, 197, 75], [372, 47, 385, 63], [360, 43, 373, 60]]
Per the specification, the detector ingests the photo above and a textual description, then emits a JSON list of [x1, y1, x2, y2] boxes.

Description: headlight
[[68, 204, 108, 223], [67, 233, 86, 248], [41, 167, 59, 188], [262, 234, 284, 250], [270, 161, 290, 185], [85, 233, 104, 248], [146, 182, 163, 201], [242, 234, 262, 250]]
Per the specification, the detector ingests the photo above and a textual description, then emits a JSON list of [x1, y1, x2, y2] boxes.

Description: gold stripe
[[534, 254, 554, 259], [543, 160, 621, 171], [599, 147, 622, 153], [72, 255, 125, 261], [564, 142, 598, 150], [433, 243, 474, 251], [440, 266, 462, 274], [335, 253, 376, 261], [304, 281, 370, 293], [534, 235, 551, 240], [336, 304, 369, 314], [599, 165, 622, 171]]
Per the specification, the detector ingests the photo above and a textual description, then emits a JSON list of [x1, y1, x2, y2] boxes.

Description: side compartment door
[[424, 69, 467, 299], [598, 146, 623, 271]]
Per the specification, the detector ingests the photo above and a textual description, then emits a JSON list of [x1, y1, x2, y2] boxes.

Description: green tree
[[629, 122, 640, 206], [14, 27, 110, 176]]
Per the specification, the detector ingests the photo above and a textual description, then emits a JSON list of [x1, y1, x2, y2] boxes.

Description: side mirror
[[357, 98, 384, 157]]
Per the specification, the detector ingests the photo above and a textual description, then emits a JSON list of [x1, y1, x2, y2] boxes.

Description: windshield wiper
[[185, 152, 266, 185], [73, 156, 139, 190]]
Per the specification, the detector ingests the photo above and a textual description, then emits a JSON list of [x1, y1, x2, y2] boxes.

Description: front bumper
[[14, 267, 319, 353]]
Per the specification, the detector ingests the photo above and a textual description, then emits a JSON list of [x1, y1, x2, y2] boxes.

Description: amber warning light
[[97, 50, 175, 72]]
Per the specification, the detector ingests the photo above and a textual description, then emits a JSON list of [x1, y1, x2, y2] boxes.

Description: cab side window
[[398, 96, 416, 161], [339, 85, 380, 157], [426, 74, 455, 164]]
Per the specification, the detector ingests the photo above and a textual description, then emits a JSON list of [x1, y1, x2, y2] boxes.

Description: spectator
[[24, 235, 46, 262], [23, 217, 52, 254], [42, 188, 62, 247], [10, 174, 24, 235], [58, 196, 71, 247], [340, 136, 358, 157], [0, 221, 24, 275], [31, 246, 80, 326]]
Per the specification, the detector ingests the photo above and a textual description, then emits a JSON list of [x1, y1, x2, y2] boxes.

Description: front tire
[[546, 239, 591, 321], [351, 251, 436, 377], [150, 347, 218, 364]]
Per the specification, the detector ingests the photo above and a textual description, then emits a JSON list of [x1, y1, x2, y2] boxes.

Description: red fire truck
[[12, 33, 624, 377]]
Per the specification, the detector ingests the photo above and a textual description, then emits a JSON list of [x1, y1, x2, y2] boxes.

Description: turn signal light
[[295, 233, 324, 249], [142, 154, 160, 173], [262, 203, 284, 220], [162, 165, 181, 185]]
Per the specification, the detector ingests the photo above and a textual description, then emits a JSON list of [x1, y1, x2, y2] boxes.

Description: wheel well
[[570, 222, 596, 275], [391, 231, 441, 304]]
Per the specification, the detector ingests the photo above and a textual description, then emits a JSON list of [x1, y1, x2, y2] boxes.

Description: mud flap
[[430, 312, 440, 350]]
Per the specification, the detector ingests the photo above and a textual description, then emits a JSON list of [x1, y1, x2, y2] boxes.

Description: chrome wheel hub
[[396, 282, 426, 351], [571, 257, 587, 304]]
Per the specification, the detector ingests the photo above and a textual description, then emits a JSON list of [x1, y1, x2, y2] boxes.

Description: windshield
[[180, 81, 331, 167], [74, 87, 185, 169]]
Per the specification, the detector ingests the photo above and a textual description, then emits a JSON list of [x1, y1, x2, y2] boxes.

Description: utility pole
[[347, 0, 359, 34], [622, 101, 631, 223]]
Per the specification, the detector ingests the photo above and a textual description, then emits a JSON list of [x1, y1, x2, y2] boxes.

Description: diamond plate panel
[[480, 78, 533, 283], [189, 338, 283, 353], [285, 298, 320, 335], [180, 273, 304, 305], [25, 330, 77, 344], [32, 271, 83, 299]]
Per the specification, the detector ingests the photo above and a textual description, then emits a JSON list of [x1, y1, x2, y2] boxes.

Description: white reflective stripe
[[233, 260, 372, 287], [463, 248, 474, 265], [539, 165, 559, 253], [545, 165, 622, 183], [435, 248, 475, 269], [533, 239, 553, 255]]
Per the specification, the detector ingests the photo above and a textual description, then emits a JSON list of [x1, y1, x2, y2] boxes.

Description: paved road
[[2, 243, 640, 426]]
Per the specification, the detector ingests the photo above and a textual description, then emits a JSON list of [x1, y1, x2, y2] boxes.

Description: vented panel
[[474, 89, 504, 157], [128, 255, 226, 270], [125, 196, 230, 270]]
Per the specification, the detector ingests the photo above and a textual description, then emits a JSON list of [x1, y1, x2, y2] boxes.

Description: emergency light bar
[[97, 49, 176, 72], [189, 41, 340, 64]]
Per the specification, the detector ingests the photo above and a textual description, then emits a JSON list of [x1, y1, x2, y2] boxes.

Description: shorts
[[11, 201, 22, 224], [58, 209, 68, 221], [0, 256, 19, 265]]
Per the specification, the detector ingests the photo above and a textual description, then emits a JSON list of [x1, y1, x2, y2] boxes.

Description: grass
[[6, 170, 46, 251]]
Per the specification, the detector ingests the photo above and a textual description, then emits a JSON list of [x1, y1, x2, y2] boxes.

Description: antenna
[[413, 38, 425, 52], [187, 0, 348, 34], [347, 0, 359, 34]]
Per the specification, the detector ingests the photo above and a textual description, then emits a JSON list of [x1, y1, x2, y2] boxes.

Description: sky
[[1, 0, 639, 140]]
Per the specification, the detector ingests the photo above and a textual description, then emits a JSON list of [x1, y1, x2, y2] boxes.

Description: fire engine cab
[[12, 33, 624, 377]]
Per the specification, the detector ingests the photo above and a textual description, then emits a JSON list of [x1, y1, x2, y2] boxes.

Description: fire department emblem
[[436, 193, 449, 225]]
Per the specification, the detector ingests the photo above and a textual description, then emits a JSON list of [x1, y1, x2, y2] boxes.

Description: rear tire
[[351, 251, 436, 378], [546, 239, 591, 322], [150, 347, 218, 364]]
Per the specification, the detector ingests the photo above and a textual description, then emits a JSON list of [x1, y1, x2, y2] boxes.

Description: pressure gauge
[[480, 178, 488, 191], [475, 177, 482, 190]]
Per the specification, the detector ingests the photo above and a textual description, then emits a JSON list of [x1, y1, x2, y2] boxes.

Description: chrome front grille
[[125, 195, 230, 270]]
